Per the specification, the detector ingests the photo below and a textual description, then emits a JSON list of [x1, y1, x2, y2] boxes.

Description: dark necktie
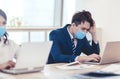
[[71, 38, 76, 54]]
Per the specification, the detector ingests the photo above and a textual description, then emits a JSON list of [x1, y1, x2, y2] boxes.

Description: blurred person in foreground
[[0, 9, 20, 69]]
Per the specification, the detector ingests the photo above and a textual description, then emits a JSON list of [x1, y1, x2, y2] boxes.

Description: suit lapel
[[62, 24, 73, 50]]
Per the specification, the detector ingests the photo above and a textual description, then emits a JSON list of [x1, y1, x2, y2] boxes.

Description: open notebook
[[0, 42, 52, 75]]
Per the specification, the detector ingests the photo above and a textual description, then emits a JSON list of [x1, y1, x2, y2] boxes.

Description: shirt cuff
[[75, 56, 79, 61], [92, 40, 99, 44]]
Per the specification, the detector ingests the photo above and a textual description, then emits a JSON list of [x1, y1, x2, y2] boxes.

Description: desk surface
[[0, 63, 119, 79]]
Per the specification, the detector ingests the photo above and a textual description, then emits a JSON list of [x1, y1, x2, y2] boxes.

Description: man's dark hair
[[71, 10, 94, 27]]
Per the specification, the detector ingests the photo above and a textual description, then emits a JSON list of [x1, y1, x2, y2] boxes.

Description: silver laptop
[[84, 41, 120, 65], [0, 42, 52, 74]]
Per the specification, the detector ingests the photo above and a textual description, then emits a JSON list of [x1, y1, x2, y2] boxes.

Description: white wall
[[75, 0, 120, 52], [62, 0, 75, 26]]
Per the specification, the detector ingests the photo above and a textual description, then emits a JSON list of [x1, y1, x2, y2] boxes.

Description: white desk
[[0, 63, 120, 79]]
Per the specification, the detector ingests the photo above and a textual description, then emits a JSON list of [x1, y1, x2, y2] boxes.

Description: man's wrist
[[92, 34, 99, 44]]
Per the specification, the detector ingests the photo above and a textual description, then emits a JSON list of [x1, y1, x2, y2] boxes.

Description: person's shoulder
[[49, 27, 66, 41], [50, 24, 69, 35], [50, 27, 63, 35], [7, 39, 19, 46], [8, 39, 16, 43]]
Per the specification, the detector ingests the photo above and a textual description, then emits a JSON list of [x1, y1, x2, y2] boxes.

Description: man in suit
[[47, 10, 101, 64]]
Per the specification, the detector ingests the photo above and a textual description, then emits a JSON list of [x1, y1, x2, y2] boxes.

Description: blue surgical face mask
[[0, 27, 6, 37], [74, 29, 86, 39]]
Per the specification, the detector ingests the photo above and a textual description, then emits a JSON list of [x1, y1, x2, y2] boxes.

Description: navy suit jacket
[[47, 24, 100, 64]]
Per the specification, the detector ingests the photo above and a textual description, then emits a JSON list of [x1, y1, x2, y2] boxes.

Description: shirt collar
[[67, 26, 74, 39]]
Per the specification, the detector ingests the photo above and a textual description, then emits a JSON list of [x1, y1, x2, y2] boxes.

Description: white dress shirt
[[0, 38, 20, 64], [67, 27, 77, 47], [67, 27, 79, 61]]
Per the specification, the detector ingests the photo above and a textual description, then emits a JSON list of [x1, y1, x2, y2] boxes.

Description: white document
[[56, 61, 95, 70]]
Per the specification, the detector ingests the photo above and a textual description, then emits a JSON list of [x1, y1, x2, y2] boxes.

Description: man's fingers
[[5, 61, 15, 69], [89, 54, 101, 61], [89, 58, 99, 62]]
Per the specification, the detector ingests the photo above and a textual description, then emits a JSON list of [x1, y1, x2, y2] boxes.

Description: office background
[[0, 0, 120, 51]]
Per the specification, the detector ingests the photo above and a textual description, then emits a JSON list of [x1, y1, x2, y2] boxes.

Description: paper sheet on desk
[[56, 62, 95, 70], [99, 64, 120, 74]]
